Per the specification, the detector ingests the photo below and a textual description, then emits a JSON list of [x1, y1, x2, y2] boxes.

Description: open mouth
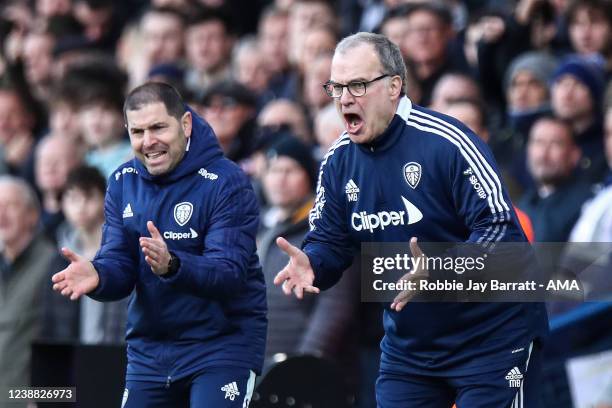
[[343, 113, 364, 135], [144, 151, 167, 162]]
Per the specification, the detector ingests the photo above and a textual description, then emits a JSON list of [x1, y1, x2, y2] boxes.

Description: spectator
[[0, 176, 56, 394], [34, 134, 82, 240], [0, 86, 35, 177], [519, 116, 593, 242], [184, 7, 235, 94], [45, 166, 127, 344], [232, 36, 273, 108], [258, 99, 311, 145], [21, 26, 55, 102], [73, 0, 123, 50], [257, 6, 293, 99], [199, 80, 257, 162], [288, 0, 336, 67], [566, 0, 612, 69], [314, 102, 345, 156], [136, 7, 185, 86], [551, 55, 607, 182], [78, 81, 132, 178], [439, 97, 489, 143], [259, 136, 357, 364], [35, 0, 72, 19], [429, 72, 482, 112], [398, 2, 468, 106], [303, 53, 333, 120]]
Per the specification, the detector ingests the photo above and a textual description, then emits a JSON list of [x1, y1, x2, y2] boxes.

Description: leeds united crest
[[174, 202, 193, 226], [403, 162, 421, 189]]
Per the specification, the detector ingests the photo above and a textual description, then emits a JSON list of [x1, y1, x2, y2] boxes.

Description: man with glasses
[[274, 32, 547, 407]]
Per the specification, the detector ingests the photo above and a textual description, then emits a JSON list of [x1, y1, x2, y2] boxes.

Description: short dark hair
[[65, 165, 107, 196], [566, 0, 612, 26], [187, 6, 233, 35], [123, 82, 186, 122]]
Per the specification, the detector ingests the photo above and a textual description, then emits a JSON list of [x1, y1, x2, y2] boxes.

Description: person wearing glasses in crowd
[[274, 32, 548, 407]]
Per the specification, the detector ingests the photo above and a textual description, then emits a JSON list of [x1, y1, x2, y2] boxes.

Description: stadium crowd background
[[0, 0, 611, 406]]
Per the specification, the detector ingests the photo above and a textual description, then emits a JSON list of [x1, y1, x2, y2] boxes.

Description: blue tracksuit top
[[304, 96, 548, 376], [89, 108, 267, 383]]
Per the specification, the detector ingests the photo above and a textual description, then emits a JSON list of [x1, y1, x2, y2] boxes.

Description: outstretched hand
[[52, 247, 100, 301], [140, 221, 171, 276], [390, 237, 429, 312], [273, 237, 320, 299]]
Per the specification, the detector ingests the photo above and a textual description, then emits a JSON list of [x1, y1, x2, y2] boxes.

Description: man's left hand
[[140, 221, 171, 276]]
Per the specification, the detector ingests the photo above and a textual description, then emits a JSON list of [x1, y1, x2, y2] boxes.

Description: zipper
[[165, 375, 171, 389]]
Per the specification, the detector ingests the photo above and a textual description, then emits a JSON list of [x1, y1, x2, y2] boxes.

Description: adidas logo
[[505, 367, 523, 387], [345, 179, 360, 202], [221, 381, 240, 401], [123, 203, 134, 218]]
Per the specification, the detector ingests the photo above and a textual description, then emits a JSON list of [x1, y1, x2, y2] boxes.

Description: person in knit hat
[[257, 135, 358, 382], [551, 54, 607, 182]]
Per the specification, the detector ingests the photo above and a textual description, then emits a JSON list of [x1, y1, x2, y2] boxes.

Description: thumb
[[276, 237, 300, 258], [61, 247, 81, 263], [147, 221, 162, 239], [409, 237, 424, 258]]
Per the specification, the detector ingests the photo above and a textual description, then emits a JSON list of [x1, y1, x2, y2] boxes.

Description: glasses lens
[[348, 82, 366, 97], [323, 83, 335, 97]]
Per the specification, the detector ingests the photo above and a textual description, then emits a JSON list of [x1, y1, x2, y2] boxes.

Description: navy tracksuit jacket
[[303, 96, 548, 376]]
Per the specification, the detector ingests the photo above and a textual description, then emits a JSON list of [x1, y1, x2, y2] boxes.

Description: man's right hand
[[52, 247, 100, 301], [273, 237, 320, 299]]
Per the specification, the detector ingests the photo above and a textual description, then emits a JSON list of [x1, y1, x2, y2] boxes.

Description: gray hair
[[0, 175, 41, 214], [335, 32, 408, 95]]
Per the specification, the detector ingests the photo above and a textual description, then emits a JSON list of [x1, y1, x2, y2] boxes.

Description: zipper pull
[[165, 376, 171, 389]]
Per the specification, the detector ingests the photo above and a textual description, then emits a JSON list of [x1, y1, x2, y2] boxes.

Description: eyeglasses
[[323, 74, 390, 98]]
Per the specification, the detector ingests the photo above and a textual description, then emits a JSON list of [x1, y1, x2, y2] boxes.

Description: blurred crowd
[[0, 0, 611, 405]]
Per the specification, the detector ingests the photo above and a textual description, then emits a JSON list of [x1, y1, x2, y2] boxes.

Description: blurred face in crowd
[[36, 0, 72, 17], [569, 7, 611, 55], [0, 182, 38, 250], [234, 46, 271, 94], [62, 186, 105, 232], [126, 102, 192, 176], [141, 11, 184, 65], [79, 103, 125, 149], [22, 32, 55, 86], [403, 10, 451, 66], [430, 74, 481, 112], [315, 105, 345, 151], [258, 100, 310, 143], [201, 97, 252, 149], [381, 16, 410, 57], [50, 101, 81, 142], [289, 1, 335, 63], [186, 20, 232, 73], [330, 42, 403, 144], [442, 101, 489, 143], [508, 71, 549, 113], [0, 90, 32, 144], [74, 1, 113, 41], [605, 107, 612, 167], [551, 75, 594, 122], [264, 155, 311, 209], [299, 28, 336, 74], [35, 136, 80, 194], [304, 54, 332, 111], [259, 14, 289, 74], [527, 118, 580, 186]]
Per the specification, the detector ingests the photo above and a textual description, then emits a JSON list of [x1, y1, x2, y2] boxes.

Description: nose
[[143, 130, 156, 148], [339, 87, 355, 106]]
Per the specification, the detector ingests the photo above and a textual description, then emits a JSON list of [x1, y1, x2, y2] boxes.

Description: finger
[[51, 271, 64, 283], [282, 279, 295, 296], [409, 237, 424, 258], [273, 269, 290, 286], [61, 247, 81, 263], [147, 221, 162, 240], [140, 238, 164, 251], [294, 285, 304, 300], [53, 282, 67, 292], [304, 285, 320, 294], [276, 237, 301, 258], [61, 287, 73, 297], [70, 291, 81, 301], [145, 255, 161, 270]]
